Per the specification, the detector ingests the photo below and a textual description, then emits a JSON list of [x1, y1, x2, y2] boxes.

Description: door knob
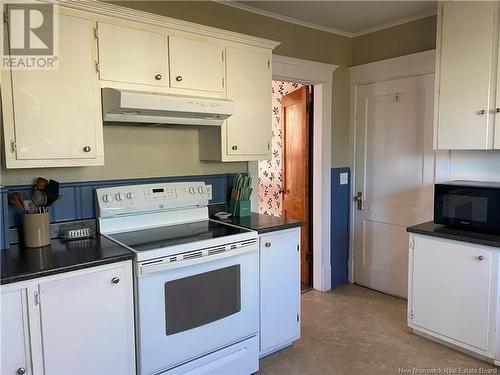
[[154, 74, 162, 80], [176, 75, 183, 82], [353, 192, 364, 210]]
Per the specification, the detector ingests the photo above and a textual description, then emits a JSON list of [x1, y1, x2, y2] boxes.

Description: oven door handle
[[137, 242, 258, 276]]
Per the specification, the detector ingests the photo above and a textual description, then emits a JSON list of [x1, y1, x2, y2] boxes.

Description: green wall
[[1, 1, 438, 185], [352, 15, 437, 66]]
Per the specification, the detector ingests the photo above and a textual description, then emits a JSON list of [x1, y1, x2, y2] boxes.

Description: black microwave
[[434, 181, 500, 235]]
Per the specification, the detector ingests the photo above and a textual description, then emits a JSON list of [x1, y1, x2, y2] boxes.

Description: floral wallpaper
[[258, 80, 304, 217]]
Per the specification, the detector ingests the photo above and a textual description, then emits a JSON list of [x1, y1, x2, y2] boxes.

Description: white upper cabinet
[[168, 36, 224, 93], [226, 46, 272, 156], [97, 22, 167, 87], [2, 11, 103, 168], [435, 1, 500, 149]]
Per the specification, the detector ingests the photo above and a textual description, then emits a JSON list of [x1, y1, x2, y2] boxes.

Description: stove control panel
[[96, 182, 211, 218]]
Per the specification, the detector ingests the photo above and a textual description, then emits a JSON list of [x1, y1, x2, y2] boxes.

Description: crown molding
[[215, 1, 437, 39], [51, 0, 280, 49], [273, 55, 338, 84]]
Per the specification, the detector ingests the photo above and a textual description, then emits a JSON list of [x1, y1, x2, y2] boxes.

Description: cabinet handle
[[176, 75, 183, 82], [265, 242, 271, 247], [83, 146, 91, 153], [232, 145, 238, 150], [111, 277, 120, 284], [154, 74, 162, 80], [17, 368, 26, 375], [475, 255, 485, 262], [478, 109, 486, 115]]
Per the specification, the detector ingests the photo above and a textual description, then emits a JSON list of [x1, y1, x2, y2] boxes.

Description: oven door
[[135, 242, 259, 375]]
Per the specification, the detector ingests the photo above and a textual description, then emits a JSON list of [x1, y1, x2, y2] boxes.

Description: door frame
[[348, 49, 450, 283], [249, 55, 338, 292]]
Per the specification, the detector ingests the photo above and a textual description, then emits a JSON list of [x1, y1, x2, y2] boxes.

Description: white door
[[353, 73, 436, 298], [168, 36, 224, 93], [1, 288, 32, 375], [411, 236, 494, 351], [39, 265, 135, 375], [226, 46, 272, 156], [436, 1, 497, 149], [97, 22, 167, 87], [10, 13, 99, 160], [260, 229, 300, 355]]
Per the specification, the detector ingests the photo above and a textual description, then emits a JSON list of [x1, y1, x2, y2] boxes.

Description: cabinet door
[[260, 229, 300, 355], [1, 288, 31, 375], [436, 1, 497, 149], [410, 236, 494, 351], [39, 264, 135, 375], [226, 47, 271, 156], [8, 13, 99, 161], [169, 36, 224, 92], [97, 22, 167, 86]]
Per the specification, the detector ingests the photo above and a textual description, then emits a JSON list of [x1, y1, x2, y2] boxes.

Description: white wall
[[449, 151, 500, 182]]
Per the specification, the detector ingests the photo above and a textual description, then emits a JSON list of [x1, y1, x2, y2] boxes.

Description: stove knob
[[115, 192, 125, 201], [188, 187, 195, 195], [102, 194, 112, 203], [126, 192, 135, 200], [198, 187, 205, 194]]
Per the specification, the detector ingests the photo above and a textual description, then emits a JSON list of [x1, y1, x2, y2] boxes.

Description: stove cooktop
[[106, 220, 252, 253]]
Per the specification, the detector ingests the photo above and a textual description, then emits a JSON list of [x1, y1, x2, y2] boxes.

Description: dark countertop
[[1, 235, 134, 285], [213, 212, 303, 234], [407, 221, 500, 249]]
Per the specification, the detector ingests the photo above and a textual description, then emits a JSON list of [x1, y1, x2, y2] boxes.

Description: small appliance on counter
[[434, 180, 500, 235]]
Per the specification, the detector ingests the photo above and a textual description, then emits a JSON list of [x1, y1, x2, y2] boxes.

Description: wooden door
[[411, 236, 494, 351], [260, 229, 300, 355], [1, 288, 32, 375], [169, 36, 224, 93], [97, 22, 167, 87], [10, 13, 98, 160], [226, 46, 272, 156], [436, 1, 497, 149], [39, 264, 135, 375], [282, 86, 310, 285], [354, 74, 435, 298]]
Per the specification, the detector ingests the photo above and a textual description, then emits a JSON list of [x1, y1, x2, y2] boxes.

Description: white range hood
[[101, 88, 234, 126]]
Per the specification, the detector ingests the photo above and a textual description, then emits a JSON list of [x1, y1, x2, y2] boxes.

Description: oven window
[[164, 265, 241, 335], [443, 194, 488, 223]]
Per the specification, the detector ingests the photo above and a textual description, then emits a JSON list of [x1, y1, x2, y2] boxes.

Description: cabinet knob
[[16, 368, 26, 375], [475, 255, 485, 262], [232, 145, 238, 150], [496, 108, 500, 113], [111, 277, 120, 284], [154, 74, 162, 80], [265, 242, 271, 247], [83, 146, 91, 153], [478, 109, 486, 115], [176, 75, 183, 82]]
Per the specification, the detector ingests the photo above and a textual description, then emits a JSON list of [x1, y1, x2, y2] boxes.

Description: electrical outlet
[[340, 172, 349, 185], [206, 185, 213, 200]]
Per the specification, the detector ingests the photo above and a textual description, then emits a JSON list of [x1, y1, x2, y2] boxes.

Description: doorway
[[258, 80, 313, 288]]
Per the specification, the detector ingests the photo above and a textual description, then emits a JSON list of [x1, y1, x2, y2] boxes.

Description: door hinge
[[297, 244, 300, 252], [34, 291, 40, 306], [10, 140, 16, 153], [410, 237, 415, 250], [93, 26, 99, 39], [267, 59, 270, 68], [267, 142, 270, 151], [95, 61, 100, 73], [222, 50, 224, 61], [3, 9, 8, 24], [409, 311, 414, 321], [222, 77, 224, 88], [306, 252, 313, 263], [297, 313, 299, 322]]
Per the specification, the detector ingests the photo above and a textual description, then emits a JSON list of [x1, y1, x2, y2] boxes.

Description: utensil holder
[[23, 212, 50, 248], [231, 200, 251, 217]]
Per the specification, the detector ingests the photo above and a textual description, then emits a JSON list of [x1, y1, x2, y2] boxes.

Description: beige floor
[[258, 284, 497, 375]]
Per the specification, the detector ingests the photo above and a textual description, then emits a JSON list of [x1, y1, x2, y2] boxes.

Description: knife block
[[229, 199, 251, 217]]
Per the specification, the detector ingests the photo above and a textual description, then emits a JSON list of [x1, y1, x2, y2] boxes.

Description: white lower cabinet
[[0, 261, 135, 375], [259, 228, 301, 357], [408, 235, 500, 364]]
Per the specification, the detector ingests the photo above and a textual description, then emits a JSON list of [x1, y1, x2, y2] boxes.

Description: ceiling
[[226, 1, 437, 37]]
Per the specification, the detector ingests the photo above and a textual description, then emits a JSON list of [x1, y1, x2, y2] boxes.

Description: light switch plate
[[340, 172, 349, 185], [206, 185, 213, 200]]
